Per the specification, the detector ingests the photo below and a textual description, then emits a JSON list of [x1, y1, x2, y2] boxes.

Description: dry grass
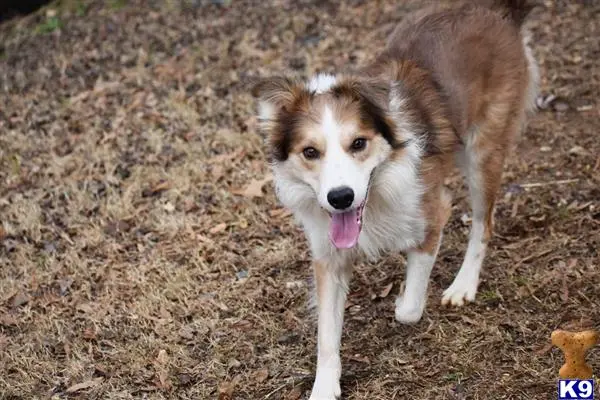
[[1, 1, 599, 399]]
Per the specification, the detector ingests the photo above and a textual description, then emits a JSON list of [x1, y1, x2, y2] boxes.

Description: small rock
[[104, 220, 130, 236], [569, 146, 588, 156], [285, 281, 305, 289], [179, 327, 195, 340], [553, 99, 570, 112], [59, 278, 73, 296], [235, 270, 248, 280], [460, 213, 472, 225], [303, 35, 321, 45], [44, 242, 57, 254], [3, 239, 17, 253], [178, 373, 193, 386], [507, 183, 524, 194], [277, 333, 299, 345]]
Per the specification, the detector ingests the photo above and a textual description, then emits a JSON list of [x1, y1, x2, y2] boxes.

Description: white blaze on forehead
[[320, 105, 347, 187], [321, 105, 343, 143], [307, 74, 337, 94]]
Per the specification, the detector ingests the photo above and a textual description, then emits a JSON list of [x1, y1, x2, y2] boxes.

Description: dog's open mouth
[[328, 202, 365, 249]]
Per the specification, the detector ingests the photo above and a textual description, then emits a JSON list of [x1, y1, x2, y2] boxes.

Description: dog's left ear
[[251, 76, 307, 121]]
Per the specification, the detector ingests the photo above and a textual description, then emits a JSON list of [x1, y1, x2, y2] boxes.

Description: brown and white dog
[[253, 1, 539, 398]]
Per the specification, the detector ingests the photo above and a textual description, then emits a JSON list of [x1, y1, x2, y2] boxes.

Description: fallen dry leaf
[[83, 327, 97, 340], [197, 234, 215, 244], [347, 354, 370, 364], [268, 208, 286, 217], [209, 223, 228, 234], [254, 368, 269, 383], [11, 292, 29, 308], [535, 341, 554, 355], [560, 277, 569, 302], [211, 164, 225, 180], [379, 282, 394, 298], [183, 199, 200, 213], [104, 220, 130, 236], [218, 380, 236, 400], [284, 386, 303, 400], [231, 319, 253, 331], [94, 365, 109, 378], [268, 208, 293, 219], [142, 180, 171, 197], [562, 318, 596, 331], [208, 149, 245, 164], [461, 315, 479, 326], [0, 334, 9, 350], [65, 377, 104, 393], [153, 349, 172, 390], [233, 174, 273, 198], [0, 314, 18, 326]]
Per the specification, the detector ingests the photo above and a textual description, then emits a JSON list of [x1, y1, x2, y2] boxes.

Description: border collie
[[253, 1, 539, 398]]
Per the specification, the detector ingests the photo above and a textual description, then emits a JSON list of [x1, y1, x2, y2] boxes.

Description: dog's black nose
[[327, 187, 354, 210]]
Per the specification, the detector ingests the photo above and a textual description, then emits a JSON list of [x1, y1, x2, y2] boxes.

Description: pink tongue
[[329, 209, 361, 249]]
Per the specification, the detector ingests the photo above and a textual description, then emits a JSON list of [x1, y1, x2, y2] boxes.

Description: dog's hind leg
[[442, 105, 522, 306]]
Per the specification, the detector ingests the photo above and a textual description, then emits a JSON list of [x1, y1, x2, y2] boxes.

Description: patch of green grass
[[555, 205, 571, 222], [10, 154, 21, 176], [36, 16, 62, 34], [110, 0, 127, 10], [444, 372, 464, 382], [56, 0, 88, 16], [75, 1, 88, 16], [513, 276, 528, 286], [480, 289, 500, 301]]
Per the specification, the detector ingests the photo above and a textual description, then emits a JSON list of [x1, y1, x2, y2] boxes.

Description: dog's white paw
[[309, 368, 341, 400], [394, 296, 424, 324], [441, 275, 478, 306]]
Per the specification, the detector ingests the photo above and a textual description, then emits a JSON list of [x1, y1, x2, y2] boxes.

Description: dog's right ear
[[251, 76, 306, 121], [250, 77, 312, 161]]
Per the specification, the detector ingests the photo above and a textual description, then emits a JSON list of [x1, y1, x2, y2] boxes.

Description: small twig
[[516, 248, 553, 267], [519, 179, 579, 188], [264, 384, 287, 399]]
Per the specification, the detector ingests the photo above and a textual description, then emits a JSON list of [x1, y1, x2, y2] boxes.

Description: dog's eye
[[302, 147, 320, 160], [350, 138, 367, 151]]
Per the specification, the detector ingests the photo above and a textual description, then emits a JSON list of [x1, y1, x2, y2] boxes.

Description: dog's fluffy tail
[[482, 0, 536, 27]]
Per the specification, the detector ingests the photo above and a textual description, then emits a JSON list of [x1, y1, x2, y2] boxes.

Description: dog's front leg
[[310, 255, 352, 400], [396, 187, 452, 323]]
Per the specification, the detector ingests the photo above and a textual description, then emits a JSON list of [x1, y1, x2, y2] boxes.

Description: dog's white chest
[[358, 201, 425, 259]]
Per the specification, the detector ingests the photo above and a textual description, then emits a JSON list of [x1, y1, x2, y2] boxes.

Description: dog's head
[[253, 74, 408, 249]]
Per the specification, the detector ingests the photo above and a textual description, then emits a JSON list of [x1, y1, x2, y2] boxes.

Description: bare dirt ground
[[1, 1, 599, 399]]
